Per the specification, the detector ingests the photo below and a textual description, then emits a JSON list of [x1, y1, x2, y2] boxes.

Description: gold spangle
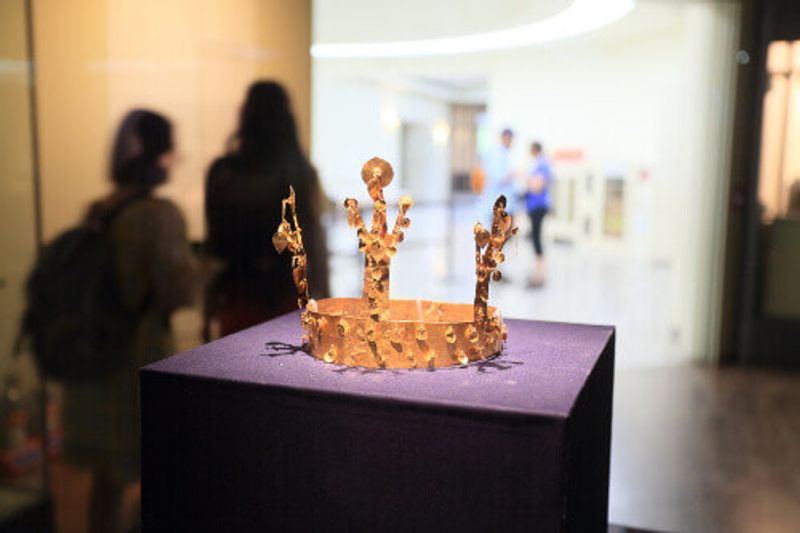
[[466, 325, 479, 344], [415, 325, 428, 342], [323, 346, 337, 364], [336, 319, 350, 337], [370, 308, 390, 322], [344, 198, 359, 227], [272, 229, 289, 253], [405, 348, 416, 368], [302, 331, 313, 348], [445, 326, 456, 344], [361, 156, 394, 187], [425, 351, 436, 369], [386, 324, 403, 344], [474, 225, 490, 248], [368, 340, 386, 368], [455, 349, 468, 366]]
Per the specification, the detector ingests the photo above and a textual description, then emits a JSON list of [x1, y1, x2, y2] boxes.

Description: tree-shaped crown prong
[[343, 157, 413, 323]]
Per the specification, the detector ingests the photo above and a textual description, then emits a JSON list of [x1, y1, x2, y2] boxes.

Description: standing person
[[526, 141, 553, 288], [62, 110, 197, 532], [205, 80, 329, 337], [786, 179, 800, 219], [479, 128, 517, 227]]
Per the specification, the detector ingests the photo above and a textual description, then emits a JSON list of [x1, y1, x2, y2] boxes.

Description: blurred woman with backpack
[[204, 80, 329, 337], [59, 109, 196, 532]]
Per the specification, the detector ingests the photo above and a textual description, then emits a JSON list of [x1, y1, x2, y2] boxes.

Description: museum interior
[[1, 0, 799, 531]]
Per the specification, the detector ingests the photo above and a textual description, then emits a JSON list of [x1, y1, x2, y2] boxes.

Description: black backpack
[[19, 195, 145, 381]]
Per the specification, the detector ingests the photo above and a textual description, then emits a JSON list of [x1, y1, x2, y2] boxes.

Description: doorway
[[725, 0, 800, 366]]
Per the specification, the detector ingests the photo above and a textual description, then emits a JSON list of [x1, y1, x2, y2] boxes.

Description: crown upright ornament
[[273, 157, 518, 369]]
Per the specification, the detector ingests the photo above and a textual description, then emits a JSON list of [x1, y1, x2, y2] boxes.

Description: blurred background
[[1, 0, 799, 532]]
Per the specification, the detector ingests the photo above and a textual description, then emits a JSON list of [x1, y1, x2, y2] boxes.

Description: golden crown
[[273, 156, 517, 369]]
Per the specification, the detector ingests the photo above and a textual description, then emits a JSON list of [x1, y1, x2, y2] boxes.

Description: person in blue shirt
[[479, 128, 517, 227], [526, 141, 553, 287]]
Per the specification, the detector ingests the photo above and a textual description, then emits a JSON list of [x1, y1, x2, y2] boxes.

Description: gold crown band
[[301, 298, 505, 369]]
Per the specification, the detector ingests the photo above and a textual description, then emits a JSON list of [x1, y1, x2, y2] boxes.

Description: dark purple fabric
[[141, 312, 614, 533], [146, 311, 612, 419]]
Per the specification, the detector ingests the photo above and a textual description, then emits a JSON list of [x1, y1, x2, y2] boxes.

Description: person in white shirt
[[479, 128, 517, 227]]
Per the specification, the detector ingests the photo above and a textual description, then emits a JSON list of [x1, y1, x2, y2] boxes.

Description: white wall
[[312, 64, 452, 203], [487, 18, 684, 256], [493, 4, 738, 361]]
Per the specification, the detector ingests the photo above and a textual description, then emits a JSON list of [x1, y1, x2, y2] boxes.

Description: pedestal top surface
[[143, 311, 614, 420]]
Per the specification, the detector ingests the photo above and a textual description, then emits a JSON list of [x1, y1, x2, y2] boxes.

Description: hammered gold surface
[[344, 158, 412, 322], [273, 186, 309, 308], [302, 298, 505, 369], [473, 195, 518, 326], [273, 156, 516, 369]]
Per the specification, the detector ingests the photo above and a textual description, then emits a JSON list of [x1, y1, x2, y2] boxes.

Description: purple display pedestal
[[141, 311, 614, 533]]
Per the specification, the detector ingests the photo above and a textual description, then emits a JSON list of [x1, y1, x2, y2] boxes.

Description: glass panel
[[0, 0, 46, 495], [6, 2, 314, 530], [757, 40, 800, 324], [312, 1, 741, 366]]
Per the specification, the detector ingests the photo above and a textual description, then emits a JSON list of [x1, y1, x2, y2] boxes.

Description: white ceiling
[[311, 0, 682, 103], [313, 0, 571, 43]]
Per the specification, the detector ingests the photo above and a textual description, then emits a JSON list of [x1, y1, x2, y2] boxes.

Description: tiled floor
[[610, 365, 800, 532]]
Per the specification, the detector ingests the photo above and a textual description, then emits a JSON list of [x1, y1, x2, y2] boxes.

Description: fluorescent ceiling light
[[312, 0, 635, 59]]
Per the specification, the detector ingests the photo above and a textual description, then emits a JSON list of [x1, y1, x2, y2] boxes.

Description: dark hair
[[110, 109, 173, 188], [531, 141, 543, 153], [229, 80, 305, 166], [501, 128, 514, 138]]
